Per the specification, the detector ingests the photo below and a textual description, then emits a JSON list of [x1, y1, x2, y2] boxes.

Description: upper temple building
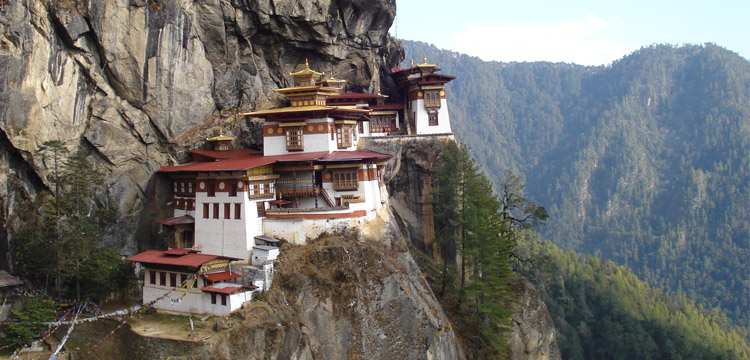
[[391, 56, 455, 135]]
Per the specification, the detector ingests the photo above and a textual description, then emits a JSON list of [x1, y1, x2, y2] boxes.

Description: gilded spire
[[423, 55, 428, 64], [410, 58, 414, 66], [305, 58, 310, 68]]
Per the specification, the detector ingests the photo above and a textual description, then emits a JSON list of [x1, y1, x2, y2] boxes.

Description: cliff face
[[361, 136, 562, 360], [83, 212, 466, 360], [0, 0, 402, 258]]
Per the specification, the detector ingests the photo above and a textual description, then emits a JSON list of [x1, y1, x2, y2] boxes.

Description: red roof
[[159, 155, 275, 173], [159, 151, 334, 173], [319, 151, 392, 162], [162, 248, 197, 256], [189, 149, 261, 160], [269, 151, 329, 162], [201, 271, 242, 283], [156, 215, 195, 226], [126, 250, 240, 268], [201, 284, 256, 294]]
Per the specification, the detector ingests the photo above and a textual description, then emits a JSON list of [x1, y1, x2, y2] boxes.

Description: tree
[[12, 142, 121, 300], [431, 141, 517, 358], [3, 294, 57, 347]]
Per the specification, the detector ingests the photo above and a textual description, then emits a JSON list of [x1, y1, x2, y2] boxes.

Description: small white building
[[127, 249, 256, 316]]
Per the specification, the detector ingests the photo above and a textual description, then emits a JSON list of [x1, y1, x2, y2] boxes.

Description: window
[[358, 121, 364, 134], [149, 271, 156, 285], [425, 91, 441, 108], [229, 183, 237, 197], [220, 294, 227, 306], [159, 272, 166, 286], [180, 274, 187, 286], [248, 181, 275, 200], [286, 127, 303, 151], [235, 203, 242, 219], [224, 203, 231, 219], [213, 203, 219, 219], [336, 125, 353, 148], [180, 230, 194, 249], [211, 293, 217, 304], [173, 183, 178, 192], [428, 112, 439, 126], [203, 203, 209, 219], [333, 169, 358, 191], [207, 181, 215, 197], [170, 273, 177, 287], [256, 202, 265, 217]]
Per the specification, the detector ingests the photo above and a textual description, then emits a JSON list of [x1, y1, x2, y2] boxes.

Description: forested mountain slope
[[401, 41, 749, 328]]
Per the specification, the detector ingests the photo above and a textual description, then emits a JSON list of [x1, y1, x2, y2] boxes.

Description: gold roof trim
[[289, 58, 324, 77], [206, 129, 235, 141]]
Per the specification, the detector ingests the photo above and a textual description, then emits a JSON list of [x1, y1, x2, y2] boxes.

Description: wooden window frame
[[203, 203, 209, 219], [336, 125, 353, 149], [235, 203, 242, 219], [159, 272, 166, 286], [424, 90, 441, 108], [428, 112, 439, 126], [149, 271, 156, 285], [224, 203, 231, 219], [286, 127, 304, 151], [213, 203, 219, 219], [220, 294, 227, 306], [211, 293, 217, 304], [333, 169, 359, 191], [170, 273, 177, 287]]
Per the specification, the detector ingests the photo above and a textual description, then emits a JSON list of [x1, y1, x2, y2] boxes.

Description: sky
[[392, 0, 749, 66]]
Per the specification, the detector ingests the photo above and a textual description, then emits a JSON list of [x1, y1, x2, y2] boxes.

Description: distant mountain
[[401, 40, 750, 329]]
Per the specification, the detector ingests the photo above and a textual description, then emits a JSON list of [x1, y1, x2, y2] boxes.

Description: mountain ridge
[[402, 40, 750, 329]]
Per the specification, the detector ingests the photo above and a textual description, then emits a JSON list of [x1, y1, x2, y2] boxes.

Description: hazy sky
[[392, 0, 749, 66]]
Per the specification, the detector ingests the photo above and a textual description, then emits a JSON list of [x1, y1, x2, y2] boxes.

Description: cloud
[[446, 14, 632, 66]]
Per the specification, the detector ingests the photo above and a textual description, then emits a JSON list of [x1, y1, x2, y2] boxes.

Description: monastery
[[127, 58, 455, 315]]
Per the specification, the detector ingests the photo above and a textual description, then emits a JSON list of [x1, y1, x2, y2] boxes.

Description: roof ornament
[[410, 58, 414, 66], [305, 58, 310, 69], [423, 55, 428, 64]]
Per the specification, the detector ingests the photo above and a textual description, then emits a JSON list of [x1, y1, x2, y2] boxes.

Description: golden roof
[[242, 105, 369, 117], [206, 129, 235, 141], [416, 55, 437, 68], [290, 59, 324, 77]]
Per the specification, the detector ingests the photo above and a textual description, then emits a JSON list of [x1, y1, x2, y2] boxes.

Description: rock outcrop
[[508, 277, 562, 360], [0, 0, 402, 258], [83, 212, 466, 360]]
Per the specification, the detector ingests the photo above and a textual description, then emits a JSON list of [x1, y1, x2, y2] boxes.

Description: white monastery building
[[128, 59, 456, 315]]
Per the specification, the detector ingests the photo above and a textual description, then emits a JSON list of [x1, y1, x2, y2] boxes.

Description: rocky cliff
[[0, 0, 402, 260], [361, 136, 561, 360]]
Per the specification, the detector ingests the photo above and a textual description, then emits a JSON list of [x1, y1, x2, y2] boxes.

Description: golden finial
[[218, 128, 224, 135], [330, 69, 335, 79], [305, 58, 310, 69], [410, 58, 414, 66], [377, 85, 381, 95], [423, 55, 428, 64]]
